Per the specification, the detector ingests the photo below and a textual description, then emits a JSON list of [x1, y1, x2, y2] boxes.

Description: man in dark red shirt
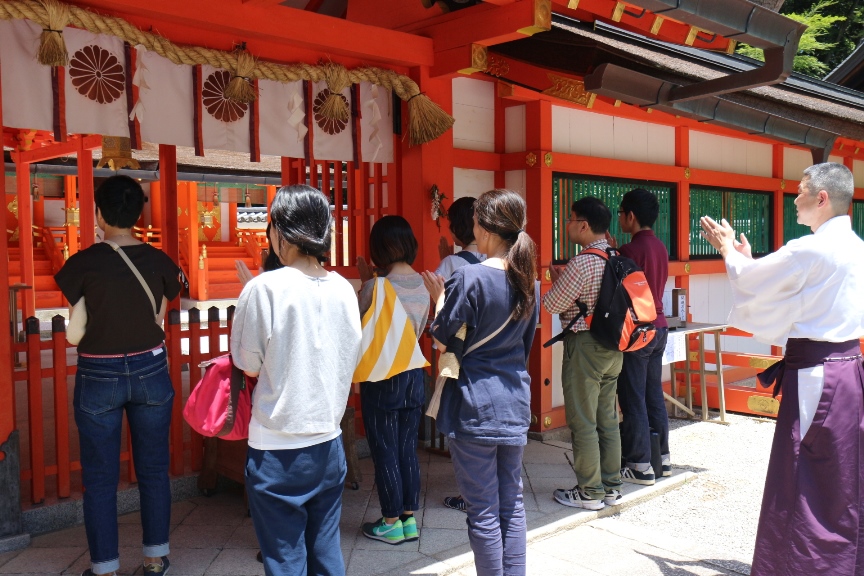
[[613, 188, 670, 485]]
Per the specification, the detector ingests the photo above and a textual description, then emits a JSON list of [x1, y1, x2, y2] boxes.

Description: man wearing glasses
[[543, 196, 624, 511]]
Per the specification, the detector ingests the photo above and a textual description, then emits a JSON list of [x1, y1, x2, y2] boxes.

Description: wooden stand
[[198, 406, 363, 494]]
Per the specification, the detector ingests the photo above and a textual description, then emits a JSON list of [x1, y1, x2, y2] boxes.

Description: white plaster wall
[[551, 106, 674, 165], [505, 105, 526, 153], [783, 147, 811, 182], [690, 131, 772, 177], [504, 170, 526, 199], [43, 199, 67, 227], [453, 168, 494, 199], [452, 77, 495, 152], [688, 273, 772, 356], [854, 159, 864, 189], [829, 154, 844, 165]]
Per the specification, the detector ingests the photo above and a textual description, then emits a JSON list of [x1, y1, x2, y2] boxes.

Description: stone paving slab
[[2, 437, 739, 576]]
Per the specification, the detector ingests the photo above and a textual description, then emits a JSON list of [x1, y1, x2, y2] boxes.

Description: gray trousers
[[450, 438, 526, 576]]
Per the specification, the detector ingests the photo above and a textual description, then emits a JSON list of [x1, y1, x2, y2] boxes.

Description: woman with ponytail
[[231, 185, 362, 575], [422, 189, 539, 576]]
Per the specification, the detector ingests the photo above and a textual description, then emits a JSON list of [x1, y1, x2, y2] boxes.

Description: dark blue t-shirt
[[430, 264, 539, 445]]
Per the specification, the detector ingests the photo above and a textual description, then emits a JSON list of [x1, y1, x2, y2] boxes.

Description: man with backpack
[[543, 197, 624, 510], [613, 189, 670, 486]]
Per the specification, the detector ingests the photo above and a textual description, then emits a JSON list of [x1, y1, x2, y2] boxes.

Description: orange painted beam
[[73, 0, 434, 67], [688, 168, 784, 193], [452, 149, 501, 171], [9, 135, 101, 164], [554, 0, 734, 52], [668, 260, 726, 275], [415, 0, 551, 53], [503, 151, 687, 183]]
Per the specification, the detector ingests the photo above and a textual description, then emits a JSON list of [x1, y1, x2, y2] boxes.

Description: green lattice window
[[854, 200, 864, 240], [552, 174, 673, 261], [689, 187, 772, 258], [783, 194, 810, 244]]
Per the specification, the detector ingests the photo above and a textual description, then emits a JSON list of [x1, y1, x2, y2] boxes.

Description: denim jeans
[[246, 437, 347, 576], [73, 348, 174, 575], [618, 328, 670, 471], [450, 438, 526, 576], [360, 368, 424, 518]]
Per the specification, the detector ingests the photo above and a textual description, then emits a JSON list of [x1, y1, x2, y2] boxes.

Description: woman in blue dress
[[422, 189, 539, 576]]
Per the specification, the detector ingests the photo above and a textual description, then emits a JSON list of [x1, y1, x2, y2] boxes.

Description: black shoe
[[443, 495, 467, 512], [621, 467, 655, 486]]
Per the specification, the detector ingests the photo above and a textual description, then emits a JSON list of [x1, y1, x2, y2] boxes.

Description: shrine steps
[[8, 247, 64, 309], [201, 244, 256, 300]]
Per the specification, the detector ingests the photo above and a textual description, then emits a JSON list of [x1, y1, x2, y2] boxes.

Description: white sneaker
[[603, 489, 622, 506], [553, 486, 605, 510]]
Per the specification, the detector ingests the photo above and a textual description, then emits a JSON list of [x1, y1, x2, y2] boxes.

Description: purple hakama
[[752, 338, 864, 576]]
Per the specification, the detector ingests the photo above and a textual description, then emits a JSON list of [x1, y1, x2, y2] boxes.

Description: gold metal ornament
[[544, 153, 553, 167], [543, 416, 552, 428], [780, 180, 786, 190], [684, 168, 691, 179], [747, 396, 780, 415], [96, 136, 140, 171], [684, 263, 691, 274], [542, 74, 596, 108], [526, 153, 537, 167]]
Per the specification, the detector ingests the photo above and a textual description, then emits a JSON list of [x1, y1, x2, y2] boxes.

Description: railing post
[[25, 317, 44, 504], [207, 307, 221, 360], [166, 308, 184, 476], [188, 308, 203, 471], [51, 316, 71, 498], [199, 245, 209, 302]]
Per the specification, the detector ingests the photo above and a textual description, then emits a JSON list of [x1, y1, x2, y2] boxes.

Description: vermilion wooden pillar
[[525, 99, 554, 433], [15, 160, 35, 319], [186, 182, 202, 299], [150, 180, 163, 229], [64, 176, 79, 257], [674, 126, 691, 301], [772, 144, 785, 252], [159, 144, 184, 475], [0, 58, 18, 476], [78, 145, 95, 249], [402, 67, 453, 274]]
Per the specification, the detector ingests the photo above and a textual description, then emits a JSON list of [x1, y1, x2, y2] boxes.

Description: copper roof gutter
[[582, 0, 833, 161], [628, 0, 806, 102]]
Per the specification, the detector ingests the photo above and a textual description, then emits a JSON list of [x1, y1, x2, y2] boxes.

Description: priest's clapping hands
[[699, 216, 752, 260]]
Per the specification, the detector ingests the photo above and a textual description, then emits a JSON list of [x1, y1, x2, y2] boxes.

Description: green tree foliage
[[737, 0, 860, 79]]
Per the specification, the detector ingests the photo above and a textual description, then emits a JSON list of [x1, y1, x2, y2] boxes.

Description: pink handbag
[[183, 354, 256, 441]]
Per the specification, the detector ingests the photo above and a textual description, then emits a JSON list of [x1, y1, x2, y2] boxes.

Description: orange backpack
[[544, 247, 657, 352]]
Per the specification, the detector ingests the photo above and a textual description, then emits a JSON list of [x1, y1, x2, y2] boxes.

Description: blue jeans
[[450, 439, 526, 576], [73, 349, 174, 575], [360, 368, 424, 518], [246, 437, 347, 576], [618, 328, 670, 470]]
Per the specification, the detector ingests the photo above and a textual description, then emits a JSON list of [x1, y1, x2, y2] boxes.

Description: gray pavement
[[0, 412, 771, 575]]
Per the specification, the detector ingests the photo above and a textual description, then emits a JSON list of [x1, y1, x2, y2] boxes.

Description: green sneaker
[[401, 515, 419, 541], [362, 518, 404, 544]]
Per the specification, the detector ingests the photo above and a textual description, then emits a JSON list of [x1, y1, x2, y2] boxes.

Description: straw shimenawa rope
[[0, 0, 455, 145]]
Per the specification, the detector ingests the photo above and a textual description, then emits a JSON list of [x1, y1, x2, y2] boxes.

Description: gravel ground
[[604, 412, 777, 574]]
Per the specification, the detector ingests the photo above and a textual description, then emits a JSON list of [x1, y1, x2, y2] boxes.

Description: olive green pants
[[561, 331, 623, 501]]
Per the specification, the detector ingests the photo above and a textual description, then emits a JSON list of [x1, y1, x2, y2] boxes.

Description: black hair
[[474, 189, 537, 321], [94, 175, 146, 229], [369, 215, 418, 268], [262, 222, 284, 272], [619, 188, 659, 229], [571, 196, 612, 234], [447, 197, 476, 246], [269, 184, 332, 264]]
